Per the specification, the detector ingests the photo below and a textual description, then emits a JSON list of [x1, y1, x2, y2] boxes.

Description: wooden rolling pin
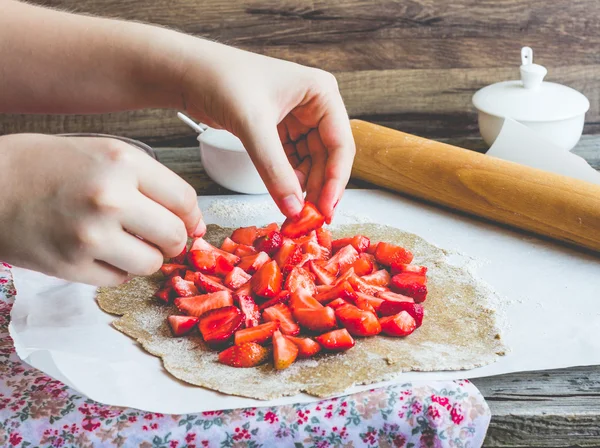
[[350, 119, 600, 253]]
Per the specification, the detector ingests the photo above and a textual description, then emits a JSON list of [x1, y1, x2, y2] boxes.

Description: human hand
[[0, 134, 204, 286]]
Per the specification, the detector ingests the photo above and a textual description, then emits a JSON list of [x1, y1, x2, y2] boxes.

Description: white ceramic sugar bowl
[[472, 47, 590, 151]]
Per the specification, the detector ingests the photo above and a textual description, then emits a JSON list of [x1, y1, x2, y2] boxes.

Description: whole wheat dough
[[96, 224, 506, 400]]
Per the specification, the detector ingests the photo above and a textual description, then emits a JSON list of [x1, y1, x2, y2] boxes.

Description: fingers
[[304, 130, 327, 205], [295, 157, 312, 190], [64, 261, 129, 287]]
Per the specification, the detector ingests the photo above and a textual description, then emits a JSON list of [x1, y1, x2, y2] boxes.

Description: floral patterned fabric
[[0, 263, 490, 447]]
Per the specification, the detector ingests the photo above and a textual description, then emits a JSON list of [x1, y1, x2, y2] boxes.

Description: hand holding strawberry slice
[[280, 202, 326, 238]]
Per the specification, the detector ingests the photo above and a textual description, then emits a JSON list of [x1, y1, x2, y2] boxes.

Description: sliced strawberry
[[348, 274, 388, 296], [171, 276, 199, 297], [380, 311, 417, 337], [332, 235, 370, 254], [333, 267, 355, 286], [205, 274, 223, 283], [191, 238, 240, 266], [184, 270, 196, 282], [327, 298, 349, 309], [391, 273, 428, 303], [351, 254, 374, 276], [234, 321, 279, 345], [286, 336, 322, 359], [160, 263, 188, 277], [374, 242, 414, 267], [315, 328, 355, 351], [256, 222, 279, 238], [293, 306, 337, 332], [188, 250, 217, 273], [254, 231, 283, 256], [230, 226, 258, 246], [198, 305, 243, 347], [324, 245, 359, 275], [289, 292, 323, 310], [220, 237, 239, 254], [273, 330, 298, 370], [309, 260, 336, 286], [379, 301, 424, 327], [237, 292, 261, 328], [274, 239, 302, 268], [258, 290, 290, 311], [234, 244, 258, 258], [296, 253, 317, 269], [175, 290, 234, 318], [335, 303, 381, 337], [224, 267, 251, 290], [354, 296, 376, 314], [218, 342, 269, 368], [361, 269, 391, 287], [391, 262, 428, 275], [281, 202, 326, 238], [303, 240, 330, 261], [293, 230, 318, 245], [214, 256, 235, 277], [314, 280, 357, 304], [262, 303, 300, 336], [155, 286, 173, 304], [366, 242, 377, 255], [172, 246, 188, 264], [377, 290, 415, 303], [238, 252, 270, 274], [168, 315, 199, 336], [251, 260, 282, 298], [285, 266, 317, 297], [316, 228, 332, 252], [355, 292, 384, 313], [193, 272, 231, 293]]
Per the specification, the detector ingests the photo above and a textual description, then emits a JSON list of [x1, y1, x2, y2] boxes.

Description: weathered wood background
[[1, 0, 599, 145]]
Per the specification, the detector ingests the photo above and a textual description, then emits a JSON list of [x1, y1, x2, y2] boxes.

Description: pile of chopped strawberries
[[156, 202, 428, 370]]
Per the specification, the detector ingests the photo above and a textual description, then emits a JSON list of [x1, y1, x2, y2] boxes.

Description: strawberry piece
[[309, 260, 336, 286], [214, 256, 235, 277], [262, 303, 300, 336], [391, 273, 428, 303], [168, 315, 199, 336], [327, 298, 349, 309], [285, 266, 317, 296], [354, 296, 376, 314], [175, 290, 234, 318], [172, 246, 188, 265], [361, 269, 391, 287], [348, 274, 388, 296], [230, 226, 258, 246], [251, 260, 282, 298], [171, 276, 200, 297], [351, 254, 374, 276], [366, 243, 377, 255], [199, 305, 243, 347], [377, 290, 415, 303], [379, 301, 424, 327], [332, 235, 370, 254], [335, 303, 381, 337], [258, 290, 290, 311], [234, 321, 279, 345], [273, 329, 299, 370], [374, 242, 414, 267], [220, 237, 239, 254], [380, 311, 417, 337], [205, 274, 223, 283], [316, 228, 333, 252], [333, 267, 355, 286], [234, 244, 258, 258], [355, 292, 384, 313], [218, 342, 269, 368], [188, 250, 217, 273], [286, 336, 322, 358], [256, 222, 279, 238], [293, 230, 318, 245], [160, 263, 188, 277], [391, 262, 428, 275], [293, 306, 337, 332], [315, 328, 355, 351], [254, 230, 283, 256], [303, 240, 330, 261], [224, 267, 251, 290], [289, 292, 323, 310], [238, 252, 270, 274], [324, 245, 359, 274], [184, 270, 196, 282], [191, 238, 240, 266], [274, 239, 302, 268], [314, 280, 357, 304], [193, 272, 231, 293], [236, 292, 261, 328], [155, 286, 173, 304], [281, 202, 326, 238]]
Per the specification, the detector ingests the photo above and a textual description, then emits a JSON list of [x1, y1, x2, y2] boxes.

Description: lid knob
[[519, 46, 547, 90]]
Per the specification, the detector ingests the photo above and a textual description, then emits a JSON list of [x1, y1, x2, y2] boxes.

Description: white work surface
[[9, 191, 600, 414]]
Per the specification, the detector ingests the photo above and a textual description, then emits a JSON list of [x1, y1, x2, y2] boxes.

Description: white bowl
[[197, 128, 268, 195]]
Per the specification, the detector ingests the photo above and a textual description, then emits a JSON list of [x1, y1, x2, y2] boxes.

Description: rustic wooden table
[[154, 136, 600, 447]]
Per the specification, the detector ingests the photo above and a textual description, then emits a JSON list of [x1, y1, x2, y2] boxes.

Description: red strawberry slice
[[193, 272, 231, 293], [351, 254, 374, 276], [281, 202, 326, 238], [236, 291, 261, 328], [293, 306, 337, 332], [234, 321, 279, 345], [224, 267, 251, 290], [293, 230, 318, 245], [380, 311, 417, 337], [289, 291, 323, 310], [175, 290, 234, 318], [285, 266, 317, 297], [171, 276, 200, 297], [315, 329, 355, 351], [303, 240, 330, 260], [354, 296, 376, 314], [314, 280, 357, 304], [214, 256, 235, 277], [374, 242, 414, 267], [316, 228, 333, 252], [205, 274, 223, 283], [262, 303, 300, 336], [377, 290, 415, 303], [327, 298, 349, 309], [286, 336, 322, 359], [184, 270, 196, 282], [234, 244, 258, 258], [218, 342, 269, 368], [160, 263, 188, 277], [361, 269, 391, 287], [238, 252, 270, 274], [155, 286, 173, 303], [188, 250, 217, 273], [230, 226, 258, 246], [191, 238, 240, 266], [333, 267, 355, 286], [258, 290, 290, 311], [324, 245, 359, 275], [391, 273, 428, 303], [309, 260, 336, 286], [379, 301, 424, 327], [220, 237, 239, 254], [199, 305, 243, 347], [332, 235, 370, 254], [172, 246, 188, 264], [355, 292, 384, 313], [256, 222, 279, 238], [274, 239, 302, 268], [273, 329, 298, 370], [348, 274, 388, 296], [168, 315, 199, 336], [366, 243, 377, 255], [335, 303, 381, 337], [391, 262, 428, 275], [254, 230, 283, 256], [251, 260, 282, 298]]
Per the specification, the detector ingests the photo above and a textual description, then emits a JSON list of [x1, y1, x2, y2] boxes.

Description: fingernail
[[192, 219, 207, 237], [282, 194, 303, 218]]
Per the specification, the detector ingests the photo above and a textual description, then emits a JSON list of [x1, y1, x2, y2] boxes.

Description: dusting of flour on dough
[[206, 198, 279, 226]]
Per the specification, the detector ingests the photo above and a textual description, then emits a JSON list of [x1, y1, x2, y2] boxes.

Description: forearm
[[0, 0, 190, 114]]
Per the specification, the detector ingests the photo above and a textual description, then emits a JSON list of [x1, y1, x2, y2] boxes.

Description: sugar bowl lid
[[472, 47, 590, 122]]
